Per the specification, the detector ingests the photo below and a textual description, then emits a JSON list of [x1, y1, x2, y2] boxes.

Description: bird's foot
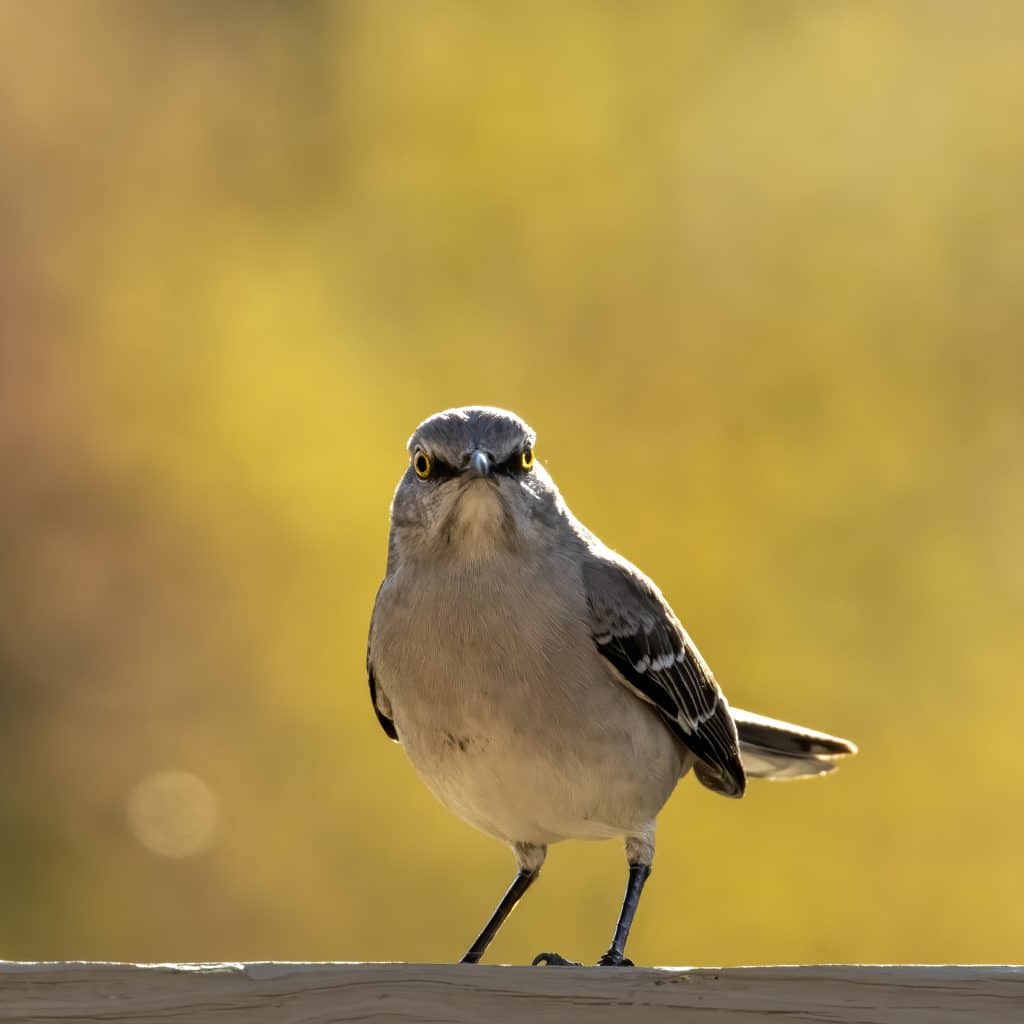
[[597, 951, 634, 967], [532, 952, 582, 967]]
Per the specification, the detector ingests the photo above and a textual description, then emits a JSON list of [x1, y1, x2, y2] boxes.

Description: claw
[[597, 953, 635, 967], [532, 952, 582, 967]]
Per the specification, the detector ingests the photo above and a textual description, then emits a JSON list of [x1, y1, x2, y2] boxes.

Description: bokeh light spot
[[127, 771, 219, 859]]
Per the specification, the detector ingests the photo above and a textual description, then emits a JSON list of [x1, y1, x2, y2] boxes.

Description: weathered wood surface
[[0, 962, 1020, 1023]]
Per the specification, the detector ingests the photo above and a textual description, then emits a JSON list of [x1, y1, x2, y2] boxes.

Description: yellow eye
[[520, 447, 535, 471], [413, 450, 432, 479]]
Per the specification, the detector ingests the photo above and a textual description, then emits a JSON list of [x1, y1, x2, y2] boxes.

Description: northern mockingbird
[[368, 406, 856, 966]]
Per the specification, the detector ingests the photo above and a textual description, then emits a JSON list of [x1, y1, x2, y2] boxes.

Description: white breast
[[371, 551, 684, 846]]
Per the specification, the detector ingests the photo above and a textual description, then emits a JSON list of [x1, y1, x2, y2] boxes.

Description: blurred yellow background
[[2, 2, 1022, 967]]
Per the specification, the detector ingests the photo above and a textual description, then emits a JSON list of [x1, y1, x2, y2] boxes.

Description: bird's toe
[[532, 952, 582, 967], [597, 953, 635, 967]]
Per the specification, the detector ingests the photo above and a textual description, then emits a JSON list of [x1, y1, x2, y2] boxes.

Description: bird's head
[[389, 406, 563, 561]]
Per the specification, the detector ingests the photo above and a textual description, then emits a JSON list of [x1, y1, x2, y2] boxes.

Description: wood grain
[[1, 962, 1021, 1023]]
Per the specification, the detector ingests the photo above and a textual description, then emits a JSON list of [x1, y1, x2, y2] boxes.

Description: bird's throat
[[449, 482, 510, 557]]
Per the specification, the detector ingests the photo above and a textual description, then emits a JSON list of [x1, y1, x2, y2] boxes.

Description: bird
[[367, 406, 857, 967]]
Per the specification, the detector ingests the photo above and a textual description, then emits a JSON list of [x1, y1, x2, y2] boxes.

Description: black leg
[[460, 867, 539, 964], [597, 863, 651, 966]]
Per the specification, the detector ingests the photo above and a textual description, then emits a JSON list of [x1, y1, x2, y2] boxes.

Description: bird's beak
[[467, 450, 492, 478]]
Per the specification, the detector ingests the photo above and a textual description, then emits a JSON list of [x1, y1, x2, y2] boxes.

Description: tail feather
[[732, 708, 857, 781]]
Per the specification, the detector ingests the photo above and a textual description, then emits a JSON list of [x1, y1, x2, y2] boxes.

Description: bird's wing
[[583, 552, 746, 797], [367, 587, 399, 742]]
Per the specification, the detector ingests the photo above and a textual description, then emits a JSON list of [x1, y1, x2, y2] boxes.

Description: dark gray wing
[[368, 662, 398, 741], [367, 588, 398, 742], [583, 554, 746, 798]]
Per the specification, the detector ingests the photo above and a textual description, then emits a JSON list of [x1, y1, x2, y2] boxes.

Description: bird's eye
[[520, 447, 535, 472], [413, 450, 432, 479]]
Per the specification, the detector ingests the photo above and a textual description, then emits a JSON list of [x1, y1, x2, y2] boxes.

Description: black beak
[[467, 450, 492, 478]]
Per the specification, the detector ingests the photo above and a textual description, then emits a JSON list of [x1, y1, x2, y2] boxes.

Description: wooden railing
[[1, 962, 1020, 1022]]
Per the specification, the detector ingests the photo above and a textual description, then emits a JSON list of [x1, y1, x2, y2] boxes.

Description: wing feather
[[368, 662, 398, 741], [583, 554, 746, 798], [367, 589, 399, 742]]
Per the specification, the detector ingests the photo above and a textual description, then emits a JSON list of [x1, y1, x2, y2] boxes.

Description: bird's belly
[[384, 643, 684, 846]]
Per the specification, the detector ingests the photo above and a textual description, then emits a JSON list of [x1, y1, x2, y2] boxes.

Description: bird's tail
[[732, 708, 857, 781]]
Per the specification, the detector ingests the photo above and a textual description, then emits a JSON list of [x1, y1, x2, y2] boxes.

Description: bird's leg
[[460, 843, 545, 964], [597, 835, 653, 967], [459, 869, 536, 964], [596, 864, 650, 966]]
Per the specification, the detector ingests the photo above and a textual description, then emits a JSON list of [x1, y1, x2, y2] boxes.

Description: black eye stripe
[[494, 452, 528, 476], [415, 456, 458, 480], [411, 449, 532, 479]]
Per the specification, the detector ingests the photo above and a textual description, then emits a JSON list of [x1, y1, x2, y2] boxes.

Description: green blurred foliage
[[1, 1, 1022, 965]]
